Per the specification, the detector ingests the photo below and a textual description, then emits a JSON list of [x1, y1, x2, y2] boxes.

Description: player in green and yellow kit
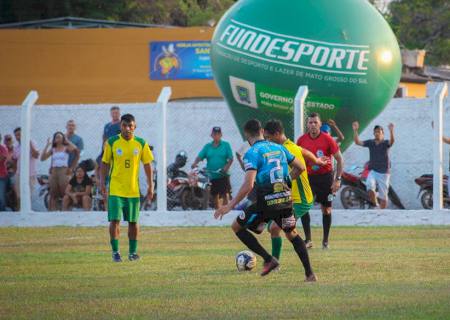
[[264, 120, 328, 261], [100, 113, 154, 262]]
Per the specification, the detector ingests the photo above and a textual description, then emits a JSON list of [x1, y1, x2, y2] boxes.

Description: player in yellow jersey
[[264, 120, 329, 261], [100, 113, 154, 262]]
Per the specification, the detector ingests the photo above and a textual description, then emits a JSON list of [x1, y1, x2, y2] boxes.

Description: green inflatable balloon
[[211, 0, 401, 150]]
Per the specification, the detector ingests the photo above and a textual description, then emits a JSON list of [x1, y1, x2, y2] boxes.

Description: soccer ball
[[235, 250, 256, 272]]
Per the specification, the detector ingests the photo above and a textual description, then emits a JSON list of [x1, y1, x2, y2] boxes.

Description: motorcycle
[[340, 164, 405, 209], [414, 174, 449, 209], [167, 167, 211, 210]]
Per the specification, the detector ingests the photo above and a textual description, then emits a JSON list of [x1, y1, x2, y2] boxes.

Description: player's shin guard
[[301, 213, 312, 242], [323, 214, 332, 243], [236, 229, 272, 263], [290, 235, 313, 277], [271, 237, 282, 260]]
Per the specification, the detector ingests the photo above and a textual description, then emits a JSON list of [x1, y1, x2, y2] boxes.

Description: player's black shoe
[[112, 252, 122, 262], [305, 273, 318, 282], [128, 253, 140, 261], [322, 241, 329, 250], [305, 240, 313, 249], [260, 257, 279, 276]]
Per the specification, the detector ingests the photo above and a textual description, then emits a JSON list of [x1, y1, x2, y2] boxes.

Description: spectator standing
[[352, 121, 395, 209], [65, 120, 83, 169], [443, 136, 450, 199], [0, 137, 8, 210], [191, 127, 233, 209], [3, 134, 15, 175], [12, 127, 40, 209], [40, 132, 79, 211], [62, 166, 92, 211], [297, 113, 344, 249], [96, 106, 121, 187]]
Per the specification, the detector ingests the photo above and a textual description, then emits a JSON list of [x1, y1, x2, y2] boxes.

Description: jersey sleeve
[[281, 145, 295, 164], [197, 144, 208, 160], [141, 143, 154, 165], [328, 134, 340, 154], [225, 142, 233, 160], [242, 149, 258, 171], [362, 140, 372, 148], [101, 141, 112, 164], [78, 137, 84, 151]]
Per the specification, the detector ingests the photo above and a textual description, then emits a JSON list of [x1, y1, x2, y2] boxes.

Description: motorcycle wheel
[[420, 190, 433, 210], [180, 189, 192, 210], [388, 186, 405, 209], [340, 186, 366, 209]]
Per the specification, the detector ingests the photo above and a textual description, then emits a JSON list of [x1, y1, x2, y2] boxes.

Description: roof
[[0, 16, 173, 29]]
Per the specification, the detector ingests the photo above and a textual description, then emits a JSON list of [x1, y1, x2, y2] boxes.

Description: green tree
[[387, 0, 449, 66]]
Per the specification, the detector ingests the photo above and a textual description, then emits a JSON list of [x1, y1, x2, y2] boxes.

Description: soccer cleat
[[305, 273, 318, 282], [260, 257, 279, 277], [305, 240, 313, 249], [128, 253, 140, 261], [112, 252, 122, 262], [322, 241, 329, 250]]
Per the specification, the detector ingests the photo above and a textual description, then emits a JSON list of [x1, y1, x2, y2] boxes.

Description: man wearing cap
[[192, 126, 234, 209]]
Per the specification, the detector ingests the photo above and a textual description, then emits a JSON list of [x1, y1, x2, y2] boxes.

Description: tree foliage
[[1, 0, 448, 65], [387, 0, 449, 66], [0, 0, 237, 27]]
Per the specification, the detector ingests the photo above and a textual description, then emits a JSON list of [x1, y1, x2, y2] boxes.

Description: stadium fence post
[[20, 90, 39, 214], [294, 86, 308, 139], [156, 87, 172, 212], [432, 82, 447, 211]]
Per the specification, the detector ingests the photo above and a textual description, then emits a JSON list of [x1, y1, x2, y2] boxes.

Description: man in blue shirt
[[214, 119, 316, 281]]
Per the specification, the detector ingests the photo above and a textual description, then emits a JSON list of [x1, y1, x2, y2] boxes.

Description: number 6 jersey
[[102, 134, 154, 198]]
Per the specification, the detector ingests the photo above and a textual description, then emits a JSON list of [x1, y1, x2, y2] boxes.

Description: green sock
[[271, 237, 283, 260], [129, 239, 138, 254], [110, 239, 119, 253]]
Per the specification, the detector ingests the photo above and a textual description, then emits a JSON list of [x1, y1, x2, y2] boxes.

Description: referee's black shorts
[[308, 172, 333, 207]]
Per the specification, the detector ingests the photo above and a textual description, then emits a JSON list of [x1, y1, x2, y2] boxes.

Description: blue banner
[[149, 41, 213, 80]]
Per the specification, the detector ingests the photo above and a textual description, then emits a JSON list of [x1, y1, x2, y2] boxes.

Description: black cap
[[212, 126, 222, 134]]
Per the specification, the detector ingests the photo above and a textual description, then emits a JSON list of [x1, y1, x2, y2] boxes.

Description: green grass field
[[1, 226, 450, 320]]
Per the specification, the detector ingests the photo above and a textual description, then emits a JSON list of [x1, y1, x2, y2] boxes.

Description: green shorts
[[293, 202, 313, 219], [108, 196, 140, 223]]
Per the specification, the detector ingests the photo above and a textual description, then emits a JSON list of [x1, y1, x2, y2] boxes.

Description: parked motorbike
[[414, 174, 449, 209], [340, 164, 405, 209], [167, 167, 211, 210]]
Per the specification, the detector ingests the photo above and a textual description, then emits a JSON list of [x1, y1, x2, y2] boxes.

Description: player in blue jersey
[[214, 119, 316, 281]]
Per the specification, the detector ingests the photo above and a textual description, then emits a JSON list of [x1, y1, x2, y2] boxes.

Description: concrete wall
[[0, 93, 448, 210]]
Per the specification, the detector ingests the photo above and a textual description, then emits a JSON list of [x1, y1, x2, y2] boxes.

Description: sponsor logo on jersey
[[239, 211, 246, 220], [116, 148, 123, 156], [134, 148, 139, 155]]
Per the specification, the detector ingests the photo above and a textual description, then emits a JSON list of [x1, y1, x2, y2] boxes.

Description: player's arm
[[328, 119, 345, 143], [40, 138, 53, 161], [100, 141, 112, 196], [143, 163, 154, 201], [352, 121, 364, 146], [388, 123, 395, 146], [332, 151, 344, 193], [443, 136, 450, 145], [301, 148, 329, 166], [214, 169, 256, 220], [289, 157, 305, 181]]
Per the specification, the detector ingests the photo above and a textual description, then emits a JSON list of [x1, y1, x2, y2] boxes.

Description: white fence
[[0, 84, 449, 226]]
